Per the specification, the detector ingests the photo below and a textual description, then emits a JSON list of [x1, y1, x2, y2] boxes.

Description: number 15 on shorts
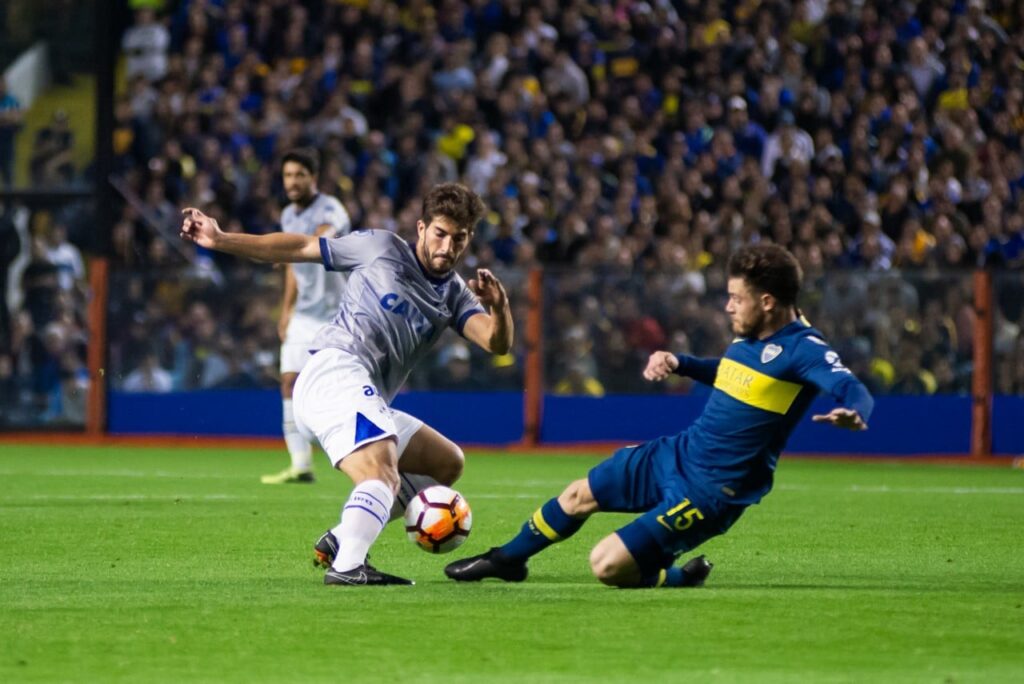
[[657, 498, 705, 532]]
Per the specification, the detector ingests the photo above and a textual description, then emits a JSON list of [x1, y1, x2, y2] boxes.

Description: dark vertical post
[[522, 268, 544, 446], [971, 269, 993, 458], [93, 0, 115, 255]]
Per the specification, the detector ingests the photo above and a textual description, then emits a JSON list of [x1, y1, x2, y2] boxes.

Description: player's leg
[[261, 316, 316, 484], [313, 412, 458, 568], [328, 437, 401, 572], [445, 444, 654, 582], [260, 371, 315, 482], [443, 476, 594, 582], [294, 349, 412, 585], [389, 413, 462, 520], [397, 417, 464, 485], [590, 496, 745, 588]]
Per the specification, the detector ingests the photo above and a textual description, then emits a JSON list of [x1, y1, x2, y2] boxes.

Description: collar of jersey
[[761, 318, 810, 342]]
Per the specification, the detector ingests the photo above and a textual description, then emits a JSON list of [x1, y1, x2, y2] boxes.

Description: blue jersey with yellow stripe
[[670, 319, 874, 505]]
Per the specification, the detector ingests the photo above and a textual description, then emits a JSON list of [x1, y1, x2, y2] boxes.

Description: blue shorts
[[587, 442, 747, 573]]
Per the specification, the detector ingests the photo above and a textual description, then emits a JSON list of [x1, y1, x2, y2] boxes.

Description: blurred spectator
[[122, 348, 173, 392], [430, 341, 486, 391], [0, 75, 21, 187], [29, 111, 74, 186], [121, 7, 170, 83], [0, 205, 19, 352], [553, 360, 605, 398], [42, 222, 85, 293]]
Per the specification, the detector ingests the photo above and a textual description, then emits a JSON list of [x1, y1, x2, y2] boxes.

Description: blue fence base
[[541, 394, 978, 454], [108, 390, 524, 445], [107, 390, 1021, 455]]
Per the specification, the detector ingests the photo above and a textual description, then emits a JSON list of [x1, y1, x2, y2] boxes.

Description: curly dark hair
[[727, 244, 803, 306], [421, 183, 486, 232]]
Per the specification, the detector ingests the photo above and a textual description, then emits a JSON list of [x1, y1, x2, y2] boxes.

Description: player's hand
[[468, 269, 507, 310], [643, 351, 680, 382], [811, 408, 868, 431], [180, 207, 222, 249]]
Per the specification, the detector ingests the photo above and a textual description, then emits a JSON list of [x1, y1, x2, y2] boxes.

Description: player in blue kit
[[445, 244, 873, 588]]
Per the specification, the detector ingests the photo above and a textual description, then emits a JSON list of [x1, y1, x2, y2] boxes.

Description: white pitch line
[[777, 483, 1024, 495], [0, 492, 549, 503], [0, 469, 244, 480]]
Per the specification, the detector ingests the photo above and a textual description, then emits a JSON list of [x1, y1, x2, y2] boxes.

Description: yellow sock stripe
[[531, 509, 561, 541], [655, 569, 667, 588]]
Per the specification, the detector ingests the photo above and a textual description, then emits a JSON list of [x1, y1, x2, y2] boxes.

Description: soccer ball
[[404, 485, 473, 553]]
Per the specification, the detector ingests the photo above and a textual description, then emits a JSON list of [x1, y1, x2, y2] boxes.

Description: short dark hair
[[281, 147, 320, 176], [421, 183, 486, 232], [727, 244, 803, 307]]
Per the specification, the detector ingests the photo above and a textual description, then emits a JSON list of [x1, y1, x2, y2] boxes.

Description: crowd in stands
[[6, 0, 1024, 425], [1, 206, 91, 425]]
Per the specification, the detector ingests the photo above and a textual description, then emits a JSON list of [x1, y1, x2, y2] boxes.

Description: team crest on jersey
[[761, 344, 783, 364]]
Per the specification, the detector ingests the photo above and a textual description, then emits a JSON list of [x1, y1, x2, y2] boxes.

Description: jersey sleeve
[[319, 230, 392, 272], [674, 355, 721, 386], [318, 199, 351, 237], [792, 337, 875, 423], [449, 277, 486, 336]]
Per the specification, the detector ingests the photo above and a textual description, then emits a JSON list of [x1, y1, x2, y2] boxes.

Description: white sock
[[282, 398, 312, 471], [390, 472, 440, 521], [331, 479, 394, 572]]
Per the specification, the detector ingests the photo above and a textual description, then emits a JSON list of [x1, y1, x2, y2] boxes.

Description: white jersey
[[314, 230, 485, 403], [281, 194, 351, 320]]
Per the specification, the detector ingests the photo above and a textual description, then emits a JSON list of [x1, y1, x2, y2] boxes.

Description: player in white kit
[[263, 148, 352, 485], [181, 183, 513, 585]]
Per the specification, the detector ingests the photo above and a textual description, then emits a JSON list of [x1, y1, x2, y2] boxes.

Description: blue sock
[[499, 498, 584, 562], [641, 560, 710, 588], [640, 566, 688, 588]]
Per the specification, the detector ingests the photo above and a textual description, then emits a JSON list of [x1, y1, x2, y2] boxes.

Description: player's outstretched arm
[[794, 337, 874, 430], [464, 269, 514, 355], [180, 208, 321, 263], [644, 351, 721, 385]]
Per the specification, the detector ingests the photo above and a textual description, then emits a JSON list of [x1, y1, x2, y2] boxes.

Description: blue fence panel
[[993, 396, 1024, 455], [108, 390, 524, 444], [539, 394, 709, 444], [108, 390, 282, 436], [109, 390, 1011, 455], [391, 391, 523, 444], [786, 396, 971, 455], [540, 394, 974, 455]]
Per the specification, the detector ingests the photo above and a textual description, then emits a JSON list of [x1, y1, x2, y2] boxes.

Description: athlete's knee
[[434, 443, 464, 485], [557, 479, 598, 517], [589, 535, 641, 587], [589, 545, 624, 586]]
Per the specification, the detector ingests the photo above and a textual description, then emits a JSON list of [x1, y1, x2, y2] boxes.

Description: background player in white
[[263, 148, 352, 485], [180, 183, 512, 585]]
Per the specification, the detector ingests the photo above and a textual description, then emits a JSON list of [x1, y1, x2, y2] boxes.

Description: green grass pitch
[[1, 444, 1022, 683]]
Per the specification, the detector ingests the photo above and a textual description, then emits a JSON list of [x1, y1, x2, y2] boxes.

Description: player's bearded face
[[282, 162, 316, 204], [417, 217, 472, 276], [725, 277, 767, 337]]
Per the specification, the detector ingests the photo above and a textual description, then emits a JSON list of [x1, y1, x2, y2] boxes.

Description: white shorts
[[280, 312, 329, 374], [292, 348, 424, 466]]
